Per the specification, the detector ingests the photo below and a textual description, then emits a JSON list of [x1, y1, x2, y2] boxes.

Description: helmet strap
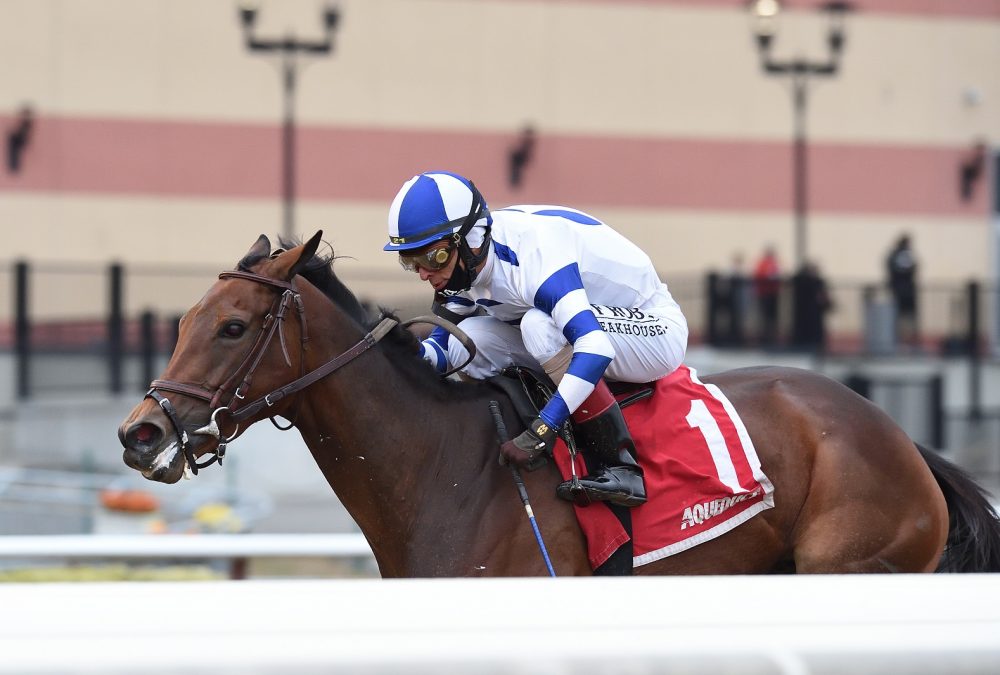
[[441, 181, 491, 295], [442, 230, 491, 295]]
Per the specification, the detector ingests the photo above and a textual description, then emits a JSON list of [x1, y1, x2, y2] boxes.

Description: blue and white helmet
[[384, 171, 491, 252]]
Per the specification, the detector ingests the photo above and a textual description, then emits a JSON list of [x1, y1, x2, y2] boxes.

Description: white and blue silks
[[420, 205, 688, 428]]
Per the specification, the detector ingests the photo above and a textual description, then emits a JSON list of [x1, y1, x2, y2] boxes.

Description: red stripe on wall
[[0, 116, 280, 199], [851, 0, 1000, 18], [505, 0, 1000, 20], [0, 115, 988, 218]]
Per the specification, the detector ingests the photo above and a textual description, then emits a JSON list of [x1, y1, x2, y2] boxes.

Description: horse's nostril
[[125, 422, 163, 451]]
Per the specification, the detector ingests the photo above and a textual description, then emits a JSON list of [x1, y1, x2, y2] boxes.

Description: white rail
[[0, 575, 997, 674]]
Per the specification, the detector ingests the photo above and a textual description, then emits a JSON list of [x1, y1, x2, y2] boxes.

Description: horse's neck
[[290, 311, 497, 575]]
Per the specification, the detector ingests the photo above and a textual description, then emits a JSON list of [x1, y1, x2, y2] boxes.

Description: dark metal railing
[[3, 261, 998, 399], [703, 271, 993, 359]]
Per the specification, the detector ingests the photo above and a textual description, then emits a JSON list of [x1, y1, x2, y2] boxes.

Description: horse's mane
[[262, 237, 482, 401]]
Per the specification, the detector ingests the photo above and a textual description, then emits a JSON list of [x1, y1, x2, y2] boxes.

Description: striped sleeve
[[419, 327, 450, 374], [532, 263, 614, 427], [420, 295, 477, 373]]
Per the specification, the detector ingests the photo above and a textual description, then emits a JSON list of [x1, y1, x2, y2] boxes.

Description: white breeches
[[446, 302, 688, 384]]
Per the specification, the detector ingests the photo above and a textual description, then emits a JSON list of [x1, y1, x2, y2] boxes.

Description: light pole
[[239, 3, 341, 240], [749, 0, 853, 270]]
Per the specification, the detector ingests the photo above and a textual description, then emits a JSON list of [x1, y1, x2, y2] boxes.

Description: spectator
[[707, 253, 748, 348], [753, 246, 781, 347], [885, 234, 918, 349], [791, 262, 833, 352]]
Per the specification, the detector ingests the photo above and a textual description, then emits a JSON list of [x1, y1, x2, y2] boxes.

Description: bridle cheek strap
[[151, 284, 300, 410], [230, 290, 297, 403], [144, 268, 396, 476]]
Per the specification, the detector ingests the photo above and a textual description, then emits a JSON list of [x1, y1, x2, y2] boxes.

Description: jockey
[[384, 171, 688, 507]]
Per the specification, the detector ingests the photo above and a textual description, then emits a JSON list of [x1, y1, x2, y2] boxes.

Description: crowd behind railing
[[0, 259, 996, 398], [702, 272, 994, 358]]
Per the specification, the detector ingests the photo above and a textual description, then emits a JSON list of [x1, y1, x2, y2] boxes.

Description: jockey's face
[[399, 239, 487, 292], [418, 247, 460, 291], [398, 239, 455, 273], [398, 240, 459, 291]]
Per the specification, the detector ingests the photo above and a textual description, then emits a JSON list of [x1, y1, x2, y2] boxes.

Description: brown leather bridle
[[144, 269, 397, 475]]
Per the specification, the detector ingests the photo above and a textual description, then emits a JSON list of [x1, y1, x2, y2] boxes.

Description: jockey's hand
[[499, 417, 557, 471]]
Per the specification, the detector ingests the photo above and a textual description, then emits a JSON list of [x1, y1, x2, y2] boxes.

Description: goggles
[[398, 240, 455, 272]]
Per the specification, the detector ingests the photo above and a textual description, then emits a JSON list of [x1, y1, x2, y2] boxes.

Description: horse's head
[[118, 231, 323, 483]]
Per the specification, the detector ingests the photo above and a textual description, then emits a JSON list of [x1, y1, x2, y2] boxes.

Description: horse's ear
[[243, 234, 271, 263], [275, 230, 323, 281]]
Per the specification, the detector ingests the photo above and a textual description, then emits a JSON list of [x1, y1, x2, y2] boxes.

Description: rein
[[145, 269, 397, 475]]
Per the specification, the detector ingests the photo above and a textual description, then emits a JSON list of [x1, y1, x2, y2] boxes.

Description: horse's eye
[[220, 321, 246, 338]]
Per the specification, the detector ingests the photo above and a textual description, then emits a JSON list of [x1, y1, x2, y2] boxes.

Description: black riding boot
[[556, 402, 647, 507]]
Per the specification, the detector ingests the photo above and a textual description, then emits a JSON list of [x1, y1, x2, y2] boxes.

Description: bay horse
[[118, 232, 1000, 576]]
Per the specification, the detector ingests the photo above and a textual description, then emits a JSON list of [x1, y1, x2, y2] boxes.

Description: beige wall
[[1, 0, 998, 318], [4, 2, 997, 141]]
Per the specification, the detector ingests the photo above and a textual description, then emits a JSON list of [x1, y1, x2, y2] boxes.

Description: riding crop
[[489, 400, 556, 577]]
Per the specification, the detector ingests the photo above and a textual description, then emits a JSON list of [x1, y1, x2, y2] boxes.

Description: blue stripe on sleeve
[[539, 394, 571, 429], [424, 339, 447, 373], [443, 296, 475, 307], [566, 352, 612, 386], [533, 263, 585, 314], [493, 241, 519, 266], [428, 326, 451, 348], [562, 309, 602, 344], [532, 209, 602, 225]]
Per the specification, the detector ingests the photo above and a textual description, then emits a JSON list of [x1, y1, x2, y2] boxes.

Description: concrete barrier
[[0, 574, 997, 674]]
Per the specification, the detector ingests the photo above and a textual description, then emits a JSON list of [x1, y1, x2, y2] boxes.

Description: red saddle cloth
[[553, 364, 775, 570]]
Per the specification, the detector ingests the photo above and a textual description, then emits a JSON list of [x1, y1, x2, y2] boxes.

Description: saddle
[[486, 365, 776, 574], [485, 367, 557, 443], [485, 367, 655, 460], [486, 367, 644, 575]]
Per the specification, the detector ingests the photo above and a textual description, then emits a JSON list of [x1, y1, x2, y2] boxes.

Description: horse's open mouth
[[124, 440, 195, 484]]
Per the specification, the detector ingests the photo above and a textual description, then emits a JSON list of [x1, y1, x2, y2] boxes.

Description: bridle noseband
[[145, 269, 397, 475]]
